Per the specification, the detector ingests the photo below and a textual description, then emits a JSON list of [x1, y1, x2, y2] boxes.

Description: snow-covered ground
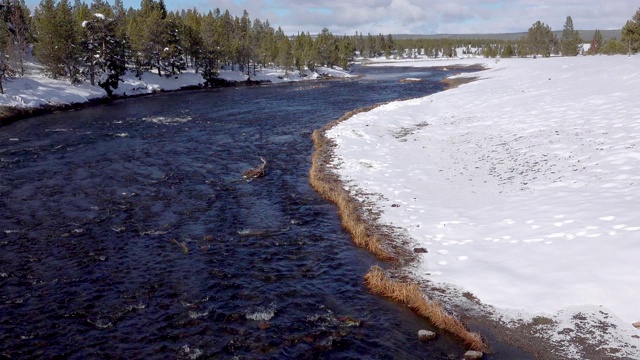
[[0, 62, 353, 109], [328, 55, 640, 357]]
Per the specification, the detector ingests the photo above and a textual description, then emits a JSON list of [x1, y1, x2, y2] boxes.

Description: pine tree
[[160, 17, 186, 77], [586, 29, 604, 55], [501, 44, 514, 57], [525, 21, 557, 57], [199, 10, 219, 85], [602, 38, 626, 55], [560, 16, 582, 56], [33, 0, 61, 77], [315, 28, 337, 67], [181, 8, 202, 69], [337, 36, 353, 69], [81, 13, 125, 95], [274, 26, 291, 72], [0, 18, 16, 93], [56, 0, 81, 82], [3, 0, 31, 77], [622, 8, 640, 54]]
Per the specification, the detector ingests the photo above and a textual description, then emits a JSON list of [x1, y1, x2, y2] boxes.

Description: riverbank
[[326, 55, 640, 359], [0, 64, 353, 126]]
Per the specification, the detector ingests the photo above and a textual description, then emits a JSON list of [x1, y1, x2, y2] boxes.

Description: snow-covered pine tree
[[81, 13, 125, 96], [159, 18, 186, 77]]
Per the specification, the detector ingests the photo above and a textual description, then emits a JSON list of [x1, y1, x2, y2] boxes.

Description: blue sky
[[33, 0, 640, 35]]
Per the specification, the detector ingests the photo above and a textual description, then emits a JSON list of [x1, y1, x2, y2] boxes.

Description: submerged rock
[[463, 350, 483, 359], [418, 329, 436, 341]]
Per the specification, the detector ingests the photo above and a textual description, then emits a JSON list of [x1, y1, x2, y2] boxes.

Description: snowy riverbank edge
[[0, 65, 353, 126], [328, 55, 640, 359]]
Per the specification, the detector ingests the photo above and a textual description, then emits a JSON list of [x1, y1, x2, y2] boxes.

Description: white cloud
[[116, 0, 639, 35]]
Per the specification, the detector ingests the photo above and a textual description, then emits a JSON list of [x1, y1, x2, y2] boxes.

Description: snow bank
[[328, 55, 640, 357], [0, 65, 354, 109]]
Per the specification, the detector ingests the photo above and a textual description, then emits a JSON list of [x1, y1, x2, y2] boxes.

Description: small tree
[[501, 44, 514, 58], [621, 8, 640, 54], [602, 38, 626, 55], [560, 16, 582, 56], [586, 29, 604, 55], [525, 21, 557, 57]]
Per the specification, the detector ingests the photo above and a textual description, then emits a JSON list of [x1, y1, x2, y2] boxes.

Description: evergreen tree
[[622, 8, 640, 54], [501, 44, 514, 58], [33, 0, 80, 81], [337, 36, 353, 69], [315, 28, 337, 67], [126, 13, 146, 76], [81, 13, 125, 95], [160, 18, 186, 77], [56, 0, 81, 82], [3, 0, 31, 76], [560, 16, 581, 56], [602, 38, 626, 55], [33, 0, 61, 77], [586, 29, 604, 55], [0, 17, 15, 93], [199, 10, 219, 85], [274, 26, 291, 72], [525, 21, 557, 57]]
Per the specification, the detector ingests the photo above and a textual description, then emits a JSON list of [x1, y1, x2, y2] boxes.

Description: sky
[[145, 0, 637, 35]]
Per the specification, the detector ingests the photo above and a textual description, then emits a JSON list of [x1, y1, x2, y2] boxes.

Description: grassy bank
[[309, 103, 490, 353]]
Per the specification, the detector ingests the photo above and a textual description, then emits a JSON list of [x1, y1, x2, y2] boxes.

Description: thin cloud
[[111, 0, 639, 34]]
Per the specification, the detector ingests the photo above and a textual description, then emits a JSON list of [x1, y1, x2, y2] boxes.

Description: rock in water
[[463, 350, 483, 359], [418, 329, 436, 341], [633, 322, 640, 329]]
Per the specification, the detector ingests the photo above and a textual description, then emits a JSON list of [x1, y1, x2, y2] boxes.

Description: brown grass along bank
[[309, 105, 396, 262], [309, 105, 490, 353], [365, 265, 489, 352]]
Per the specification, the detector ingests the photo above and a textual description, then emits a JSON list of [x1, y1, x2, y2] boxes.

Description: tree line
[[0, 1, 640, 95]]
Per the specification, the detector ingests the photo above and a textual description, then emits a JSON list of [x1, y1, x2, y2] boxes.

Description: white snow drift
[[328, 55, 640, 356]]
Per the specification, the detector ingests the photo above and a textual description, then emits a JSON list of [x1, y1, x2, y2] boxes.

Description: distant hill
[[393, 30, 622, 42]]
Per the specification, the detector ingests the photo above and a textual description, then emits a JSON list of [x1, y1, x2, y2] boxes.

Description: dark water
[[0, 66, 528, 359]]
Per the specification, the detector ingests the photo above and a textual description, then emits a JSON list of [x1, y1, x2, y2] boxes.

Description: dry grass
[[309, 105, 395, 262], [310, 105, 490, 354], [365, 265, 489, 352], [440, 76, 479, 90]]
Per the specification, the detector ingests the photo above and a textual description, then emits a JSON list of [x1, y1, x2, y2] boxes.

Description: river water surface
[[0, 66, 526, 359]]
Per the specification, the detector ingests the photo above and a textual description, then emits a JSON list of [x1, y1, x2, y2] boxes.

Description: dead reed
[[365, 265, 489, 352], [310, 105, 490, 353], [309, 105, 395, 262]]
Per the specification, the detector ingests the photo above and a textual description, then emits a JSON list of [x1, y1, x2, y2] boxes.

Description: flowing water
[[0, 66, 530, 359]]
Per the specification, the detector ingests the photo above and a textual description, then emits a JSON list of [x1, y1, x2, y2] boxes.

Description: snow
[[328, 55, 640, 356], [0, 62, 354, 109]]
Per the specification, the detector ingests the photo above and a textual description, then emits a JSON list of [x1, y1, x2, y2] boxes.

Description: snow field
[[328, 55, 640, 355]]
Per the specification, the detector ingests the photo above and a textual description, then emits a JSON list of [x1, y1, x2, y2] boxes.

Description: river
[[0, 66, 529, 359]]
